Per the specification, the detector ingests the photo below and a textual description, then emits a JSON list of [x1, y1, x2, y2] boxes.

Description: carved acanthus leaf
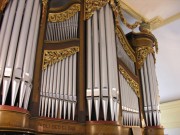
[[43, 47, 79, 70], [48, 4, 80, 22]]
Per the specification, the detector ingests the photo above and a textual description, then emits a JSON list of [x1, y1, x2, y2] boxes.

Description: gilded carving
[[136, 46, 155, 69], [43, 47, 79, 70], [85, 0, 110, 20], [0, 0, 8, 12], [42, 0, 48, 23], [116, 0, 141, 30], [48, 4, 80, 22], [119, 65, 140, 97], [115, 26, 136, 62]]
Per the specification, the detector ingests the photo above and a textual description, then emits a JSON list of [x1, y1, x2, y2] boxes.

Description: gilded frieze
[[119, 65, 140, 97], [85, 0, 110, 20], [0, 0, 8, 12], [48, 4, 80, 22], [136, 46, 155, 69], [115, 26, 136, 62], [43, 46, 79, 70]]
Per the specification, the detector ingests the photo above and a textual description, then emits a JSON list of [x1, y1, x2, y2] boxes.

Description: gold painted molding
[[136, 46, 155, 69], [115, 26, 136, 62], [48, 4, 80, 22], [84, 0, 109, 20], [43, 46, 79, 70], [0, 0, 8, 12], [119, 65, 140, 97]]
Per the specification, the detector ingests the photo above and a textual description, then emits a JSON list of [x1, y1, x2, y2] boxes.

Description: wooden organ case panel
[[0, 0, 164, 135]]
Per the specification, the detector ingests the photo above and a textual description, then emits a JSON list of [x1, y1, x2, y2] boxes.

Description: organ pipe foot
[[51, 98, 55, 118], [44, 97, 48, 117], [63, 100, 67, 119], [72, 101, 76, 120], [110, 98, 115, 121], [23, 84, 31, 109], [68, 101, 72, 120], [94, 97, 100, 121], [11, 79, 20, 106], [87, 98, 92, 121], [153, 111, 157, 126], [59, 100, 63, 119], [19, 81, 27, 108], [55, 99, 59, 118], [2, 77, 11, 105], [41, 96, 45, 116], [48, 98, 52, 117], [102, 98, 108, 121], [115, 102, 119, 122], [113, 99, 117, 121]]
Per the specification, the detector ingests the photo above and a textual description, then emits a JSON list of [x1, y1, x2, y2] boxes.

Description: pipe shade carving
[[48, 4, 80, 22], [119, 65, 140, 97], [43, 46, 79, 70]]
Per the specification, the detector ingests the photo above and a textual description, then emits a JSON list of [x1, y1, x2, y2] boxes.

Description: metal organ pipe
[[12, 0, 34, 106], [0, 0, 18, 105], [2, 0, 25, 106], [0, 1, 11, 54], [92, 11, 100, 121], [99, 7, 109, 121], [86, 18, 93, 121], [20, 0, 40, 108], [105, 4, 115, 121], [24, 7, 41, 110]]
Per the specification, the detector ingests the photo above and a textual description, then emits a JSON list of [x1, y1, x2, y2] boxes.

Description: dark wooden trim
[[44, 38, 80, 50], [117, 58, 139, 83], [77, 0, 86, 123], [49, 0, 81, 13], [30, 0, 50, 117]]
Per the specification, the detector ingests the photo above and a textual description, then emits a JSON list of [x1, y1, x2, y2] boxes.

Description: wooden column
[[30, 0, 49, 117], [77, 0, 86, 123]]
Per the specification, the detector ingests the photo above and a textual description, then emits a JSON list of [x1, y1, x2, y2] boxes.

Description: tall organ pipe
[[19, 0, 40, 108], [0, 0, 18, 105], [12, 0, 34, 106], [92, 11, 100, 121], [0, 1, 11, 54], [99, 7, 109, 121], [24, 7, 41, 109], [86, 18, 93, 121], [2, 0, 25, 106], [105, 4, 115, 121]]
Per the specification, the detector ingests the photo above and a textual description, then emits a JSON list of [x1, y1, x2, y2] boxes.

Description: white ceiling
[[124, 0, 180, 20], [121, 1, 180, 103]]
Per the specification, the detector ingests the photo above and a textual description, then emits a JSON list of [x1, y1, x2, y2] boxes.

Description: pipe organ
[[0, 0, 164, 135]]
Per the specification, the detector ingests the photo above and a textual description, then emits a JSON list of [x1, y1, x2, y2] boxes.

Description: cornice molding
[[120, 0, 180, 30]]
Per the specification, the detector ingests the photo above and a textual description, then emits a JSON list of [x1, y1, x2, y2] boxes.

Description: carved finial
[[139, 22, 151, 33]]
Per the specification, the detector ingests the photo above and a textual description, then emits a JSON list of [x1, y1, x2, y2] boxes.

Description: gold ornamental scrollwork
[[109, 0, 136, 62], [115, 26, 136, 62], [85, 0, 110, 20], [136, 46, 155, 69], [0, 0, 9, 12], [48, 4, 80, 22], [119, 65, 140, 97], [43, 47, 79, 70], [116, 0, 141, 30]]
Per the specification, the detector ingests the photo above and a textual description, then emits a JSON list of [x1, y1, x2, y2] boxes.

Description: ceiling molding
[[121, 0, 147, 21], [121, 0, 180, 30], [151, 12, 180, 30]]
